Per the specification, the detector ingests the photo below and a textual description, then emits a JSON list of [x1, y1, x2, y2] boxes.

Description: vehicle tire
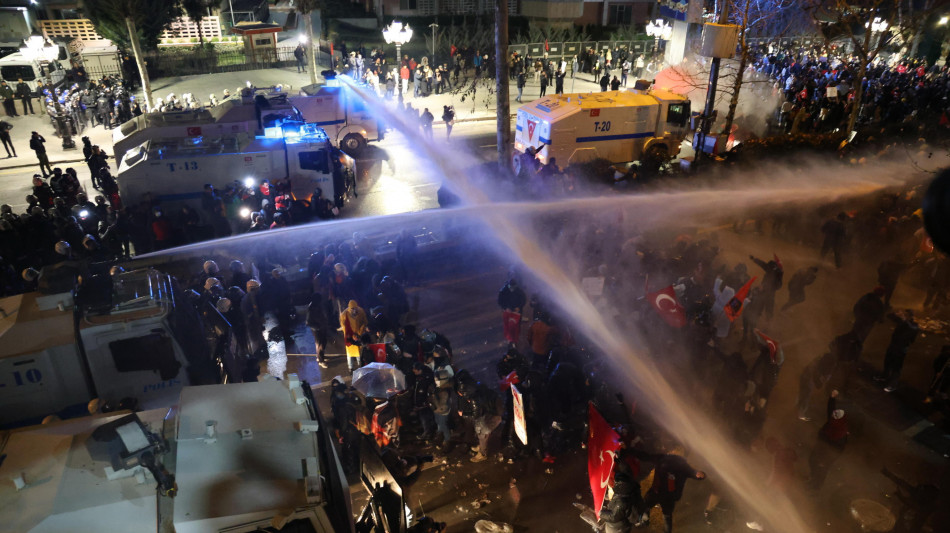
[[341, 133, 366, 155], [641, 145, 669, 175]]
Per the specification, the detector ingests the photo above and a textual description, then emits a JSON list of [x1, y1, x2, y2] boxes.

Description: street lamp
[[382, 21, 413, 66], [864, 17, 888, 50], [429, 23, 438, 63], [646, 19, 672, 63], [20, 34, 58, 62]]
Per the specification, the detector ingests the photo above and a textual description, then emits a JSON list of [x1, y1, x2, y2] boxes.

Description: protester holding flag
[[498, 276, 527, 345]]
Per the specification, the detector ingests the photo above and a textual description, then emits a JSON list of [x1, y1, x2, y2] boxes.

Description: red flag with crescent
[[646, 285, 686, 328], [724, 276, 757, 322], [500, 370, 520, 391], [502, 310, 522, 344], [755, 329, 780, 363], [369, 343, 388, 363], [588, 403, 621, 519]]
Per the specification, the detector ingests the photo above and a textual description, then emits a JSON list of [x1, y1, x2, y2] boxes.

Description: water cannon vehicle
[[513, 80, 691, 173]]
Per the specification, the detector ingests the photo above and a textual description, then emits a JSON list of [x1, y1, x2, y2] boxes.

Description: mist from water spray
[[142, 77, 947, 532], [331, 76, 950, 532]]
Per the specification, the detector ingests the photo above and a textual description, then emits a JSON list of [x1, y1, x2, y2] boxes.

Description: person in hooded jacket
[[782, 266, 818, 311], [851, 286, 886, 342], [498, 276, 527, 344], [457, 378, 500, 463]]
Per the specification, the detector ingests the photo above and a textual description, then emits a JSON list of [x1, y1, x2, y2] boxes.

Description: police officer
[[96, 89, 111, 129], [81, 89, 97, 127], [15, 79, 34, 115], [0, 81, 17, 117]]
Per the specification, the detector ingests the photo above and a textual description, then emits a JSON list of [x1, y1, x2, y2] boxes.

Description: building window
[[609, 4, 632, 26], [399, 0, 417, 9], [254, 38, 272, 46]]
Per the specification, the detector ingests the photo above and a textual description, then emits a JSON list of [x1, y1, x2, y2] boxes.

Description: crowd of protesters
[[330, 43, 493, 101], [743, 45, 950, 135], [307, 176, 946, 532]]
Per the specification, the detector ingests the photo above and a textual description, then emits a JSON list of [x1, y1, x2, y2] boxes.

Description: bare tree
[[296, 0, 319, 85], [85, 0, 180, 110], [721, 0, 800, 134], [804, 0, 908, 132]]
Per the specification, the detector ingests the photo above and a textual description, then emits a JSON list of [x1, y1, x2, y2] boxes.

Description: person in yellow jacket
[[340, 300, 368, 371]]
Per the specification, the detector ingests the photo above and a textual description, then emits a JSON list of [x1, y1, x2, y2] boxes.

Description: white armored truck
[[116, 125, 355, 211], [513, 83, 692, 173]]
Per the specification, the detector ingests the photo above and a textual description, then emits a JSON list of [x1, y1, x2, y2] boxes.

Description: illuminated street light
[[939, 16, 948, 26], [19, 34, 58, 62], [382, 21, 413, 64], [646, 19, 672, 62], [865, 17, 888, 33], [298, 34, 307, 44]]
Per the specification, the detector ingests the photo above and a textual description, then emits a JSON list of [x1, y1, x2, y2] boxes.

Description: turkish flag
[[588, 403, 621, 520], [724, 276, 757, 322], [502, 310, 521, 344], [545, 39, 550, 52], [526, 120, 537, 140], [646, 285, 686, 328], [755, 329, 780, 363], [500, 370, 520, 391], [186, 126, 201, 136], [369, 343, 388, 363]]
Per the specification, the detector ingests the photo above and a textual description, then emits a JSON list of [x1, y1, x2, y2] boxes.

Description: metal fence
[[80, 45, 333, 83], [510, 35, 817, 63], [512, 38, 661, 62], [144, 46, 301, 78]]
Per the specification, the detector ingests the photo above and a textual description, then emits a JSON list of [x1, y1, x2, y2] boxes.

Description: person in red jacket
[[400, 64, 410, 96]]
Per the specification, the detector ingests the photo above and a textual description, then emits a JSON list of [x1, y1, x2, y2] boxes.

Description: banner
[[587, 403, 621, 519], [512, 385, 527, 446], [502, 310, 521, 344]]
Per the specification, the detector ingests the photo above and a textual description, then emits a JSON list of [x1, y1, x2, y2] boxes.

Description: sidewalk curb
[[2, 157, 86, 171]]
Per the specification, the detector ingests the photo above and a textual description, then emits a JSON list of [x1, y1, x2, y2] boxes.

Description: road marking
[[903, 419, 934, 438]]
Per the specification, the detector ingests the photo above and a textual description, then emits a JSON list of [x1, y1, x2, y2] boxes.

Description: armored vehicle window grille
[[299, 149, 329, 174]]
